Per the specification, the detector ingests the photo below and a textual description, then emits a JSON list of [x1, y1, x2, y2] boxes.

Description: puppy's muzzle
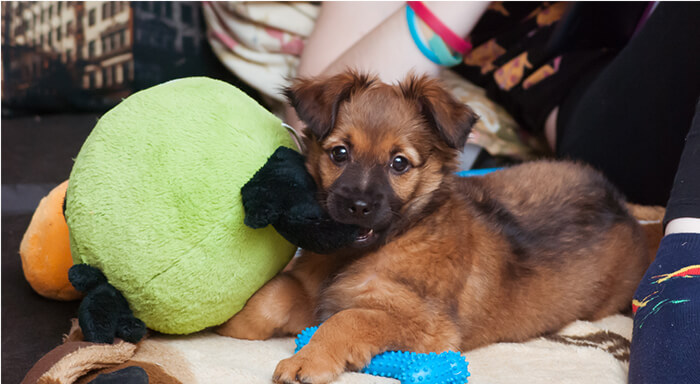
[[349, 197, 372, 216], [333, 190, 382, 227]]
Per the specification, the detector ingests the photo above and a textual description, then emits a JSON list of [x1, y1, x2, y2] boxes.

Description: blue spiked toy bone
[[295, 326, 470, 384]]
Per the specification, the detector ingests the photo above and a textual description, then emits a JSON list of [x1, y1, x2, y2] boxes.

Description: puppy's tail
[[627, 203, 666, 262]]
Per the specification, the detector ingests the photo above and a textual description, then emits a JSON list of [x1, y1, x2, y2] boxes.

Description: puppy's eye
[[330, 146, 349, 164], [390, 156, 410, 174]]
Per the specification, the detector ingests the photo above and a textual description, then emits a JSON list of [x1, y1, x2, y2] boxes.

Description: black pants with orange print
[[457, 2, 700, 206]]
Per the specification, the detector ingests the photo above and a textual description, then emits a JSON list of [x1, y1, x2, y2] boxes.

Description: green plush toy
[[66, 77, 297, 335]]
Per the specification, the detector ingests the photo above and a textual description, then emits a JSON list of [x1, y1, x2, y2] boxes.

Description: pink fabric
[[210, 28, 238, 50]]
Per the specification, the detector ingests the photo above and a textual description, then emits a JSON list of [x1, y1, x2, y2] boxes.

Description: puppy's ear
[[284, 71, 376, 140], [400, 75, 479, 151]]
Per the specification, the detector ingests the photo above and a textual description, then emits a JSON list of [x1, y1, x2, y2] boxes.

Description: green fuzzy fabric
[[66, 77, 297, 334]]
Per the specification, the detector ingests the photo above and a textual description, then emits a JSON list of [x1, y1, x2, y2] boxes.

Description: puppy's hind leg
[[216, 273, 315, 340]]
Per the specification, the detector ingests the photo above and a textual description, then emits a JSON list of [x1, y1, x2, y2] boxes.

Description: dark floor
[[2, 113, 99, 383]]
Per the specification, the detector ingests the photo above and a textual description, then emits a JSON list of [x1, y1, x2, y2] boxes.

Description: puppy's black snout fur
[[333, 192, 383, 227], [329, 164, 394, 229], [348, 199, 372, 216]]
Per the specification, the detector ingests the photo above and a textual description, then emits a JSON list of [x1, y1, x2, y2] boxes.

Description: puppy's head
[[285, 71, 478, 248]]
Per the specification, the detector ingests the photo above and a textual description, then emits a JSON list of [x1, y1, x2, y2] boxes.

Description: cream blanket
[[25, 315, 632, 384]]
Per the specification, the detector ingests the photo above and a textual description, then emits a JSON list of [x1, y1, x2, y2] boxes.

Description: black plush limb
[[241, 146, 316, 228], [69, 264, 108, 292], [77, 284, 120, 344], [274, 214, 360, 254], [116, 315, 147, 343], [241, 147, 359, 254], [69, 264, 146, 344]]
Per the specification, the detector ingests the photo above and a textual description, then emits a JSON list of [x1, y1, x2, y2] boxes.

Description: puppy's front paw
[[273, 352, 344, 384]]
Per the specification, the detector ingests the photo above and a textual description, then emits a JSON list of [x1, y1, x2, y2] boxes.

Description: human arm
[[318, 2, 488, 83], [287, 2, 489, 132]]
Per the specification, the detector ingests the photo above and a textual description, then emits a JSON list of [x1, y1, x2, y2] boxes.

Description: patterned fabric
[[629, 234, 700, 384], [203, 2, 552, 160], [440, 70, 549, 160], [26, 314, 636, 384], [453, 2, 646, 133], [202, 1, 319, 106]]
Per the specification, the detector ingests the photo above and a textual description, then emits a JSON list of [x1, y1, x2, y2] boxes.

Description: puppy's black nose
[[348, 200, 372, 216]]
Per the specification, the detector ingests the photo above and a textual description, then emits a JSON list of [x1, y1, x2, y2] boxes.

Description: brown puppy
[[217, 72, 657, 384]]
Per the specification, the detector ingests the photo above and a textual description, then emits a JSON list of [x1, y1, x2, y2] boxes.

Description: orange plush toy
[[20, 180, 81, 301]]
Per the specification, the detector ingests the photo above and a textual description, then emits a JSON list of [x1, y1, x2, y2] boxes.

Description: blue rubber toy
[[295, 326, 470, 384], [455, 167, 502, 177]]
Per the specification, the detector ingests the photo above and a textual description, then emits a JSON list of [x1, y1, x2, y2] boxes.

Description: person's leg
[[554, 2, 700, 205], [628, 99, 700, 384]]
